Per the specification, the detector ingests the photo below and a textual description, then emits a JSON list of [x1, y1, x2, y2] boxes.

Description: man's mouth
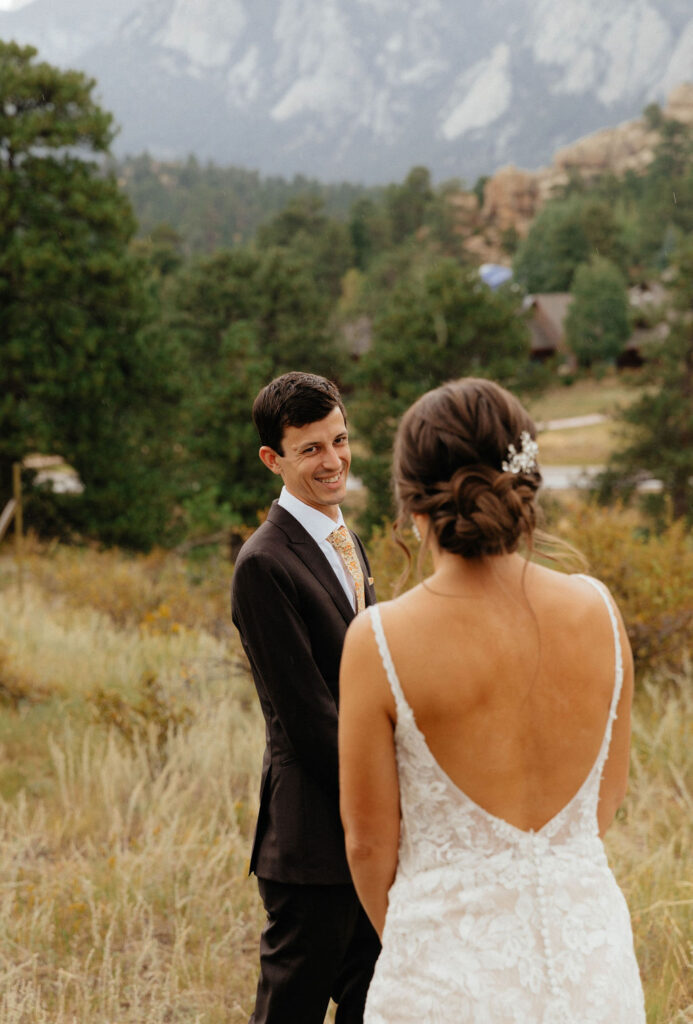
[[318, 470, 344, 485]]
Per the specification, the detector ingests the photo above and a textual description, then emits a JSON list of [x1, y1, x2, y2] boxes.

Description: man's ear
[[259, 446, 283, 475]]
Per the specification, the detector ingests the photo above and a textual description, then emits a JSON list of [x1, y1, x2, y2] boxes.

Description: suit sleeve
[[231, 549, 340, 798]]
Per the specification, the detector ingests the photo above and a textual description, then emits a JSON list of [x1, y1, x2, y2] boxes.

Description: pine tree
[[170, 245, 343, 527], [565, 257, 631, 368], [0, 41, 174, 547], [600, 242, 693, 524], [350, 259, 532, 531], [513, 194, 627, 293]]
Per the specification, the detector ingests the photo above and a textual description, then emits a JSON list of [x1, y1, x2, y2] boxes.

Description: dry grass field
[[0, 543, 266, 1023], [535, 419, 620, 467], [527, 369, 641, 468], [525, 372, 639, 425], [0, 464, 691, 1021]]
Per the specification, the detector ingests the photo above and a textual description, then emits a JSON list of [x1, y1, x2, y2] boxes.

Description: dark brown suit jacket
[[231, 501, 376, 885]]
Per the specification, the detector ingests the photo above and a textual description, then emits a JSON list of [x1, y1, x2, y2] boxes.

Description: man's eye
[[335, 436, 348, 445]]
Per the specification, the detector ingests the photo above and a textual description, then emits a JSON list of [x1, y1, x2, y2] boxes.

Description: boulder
[[664, 82, 693, 125]]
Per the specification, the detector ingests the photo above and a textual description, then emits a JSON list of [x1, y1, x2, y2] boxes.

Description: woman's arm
[[339, 611, 400, 938]]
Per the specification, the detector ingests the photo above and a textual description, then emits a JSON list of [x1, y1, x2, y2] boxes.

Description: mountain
[[1, 0, 692, 183]]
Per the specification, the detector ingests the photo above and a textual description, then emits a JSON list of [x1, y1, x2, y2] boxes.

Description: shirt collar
[[278, 486, 345, 544]]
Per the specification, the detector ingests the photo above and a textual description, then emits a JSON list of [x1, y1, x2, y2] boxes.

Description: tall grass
[[0, 532, 691, 1022], [0, 554, 265, 1022], [610, 671, 693, 1022]]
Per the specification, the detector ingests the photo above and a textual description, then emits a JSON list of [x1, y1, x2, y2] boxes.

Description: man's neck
[[280, 487, 342, 524]]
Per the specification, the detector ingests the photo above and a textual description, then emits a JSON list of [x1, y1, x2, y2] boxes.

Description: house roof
[[525, 293, 572, 353]]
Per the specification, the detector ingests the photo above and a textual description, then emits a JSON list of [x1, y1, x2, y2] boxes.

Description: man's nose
[[321, 446, 342, 470]]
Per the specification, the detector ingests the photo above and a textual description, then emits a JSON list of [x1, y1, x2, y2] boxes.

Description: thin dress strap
[[367, 605, 408, 718], [369, 581, 624, 776], [574, 574, 624, 768]]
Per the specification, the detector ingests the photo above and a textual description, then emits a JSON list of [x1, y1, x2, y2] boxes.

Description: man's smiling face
[[259, 405, 351, 521]]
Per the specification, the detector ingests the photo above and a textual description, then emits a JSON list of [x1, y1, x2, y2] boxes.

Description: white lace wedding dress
[[364, 577, 645, 1024]]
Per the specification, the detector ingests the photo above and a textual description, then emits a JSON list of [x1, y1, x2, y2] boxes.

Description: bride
[[338, 378, 645, 1023]]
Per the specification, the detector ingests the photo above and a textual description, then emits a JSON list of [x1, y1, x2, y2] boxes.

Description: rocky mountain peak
[[1, 0, 691, 182]]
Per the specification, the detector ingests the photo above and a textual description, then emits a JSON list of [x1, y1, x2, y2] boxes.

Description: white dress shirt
[[278, 486, 357, 608]]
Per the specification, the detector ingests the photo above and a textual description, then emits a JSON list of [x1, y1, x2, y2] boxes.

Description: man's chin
[[322, 490, 346, 506], [316, 479, 348, 502]]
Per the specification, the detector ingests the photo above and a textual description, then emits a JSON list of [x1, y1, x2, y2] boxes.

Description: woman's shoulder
[[532, 563, 611, 597], [529, 564, 620, 629], [347, 591, 417, 647], [346, 601, 384, 646]]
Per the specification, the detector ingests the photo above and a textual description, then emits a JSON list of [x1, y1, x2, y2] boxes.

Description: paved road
[[540, 465, 602, 490], [536, 413, 607, 432], [349, 462, 661, 493], [348, 465, 605, 492], [535, 415, 608, 489]]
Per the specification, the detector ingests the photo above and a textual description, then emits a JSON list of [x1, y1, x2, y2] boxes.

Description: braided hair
[[394, 378, 541, 558]]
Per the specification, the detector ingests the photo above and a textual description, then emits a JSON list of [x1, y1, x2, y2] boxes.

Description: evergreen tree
[[117, 153, 376, 257], [565, 257, 630, 368], [635, 116, 693, 267], [183, 321, 275, 529], [385, 166, 435, 244], [349, 197, 392, 270], [254, 246, 340, 375], [256, 196, 354, 300], [0, 41, 175, 547], [513, 194, 627, 293], [170, 245, 343, 528], [599, 241, 693, 525], [350, 259, 532, 530]]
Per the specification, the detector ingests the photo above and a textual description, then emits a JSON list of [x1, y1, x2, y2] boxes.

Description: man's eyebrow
[[289, 438, 321, 452], [291, 431, 348, 452]]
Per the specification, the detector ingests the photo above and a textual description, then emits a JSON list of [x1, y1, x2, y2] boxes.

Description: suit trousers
[[249, 877, 380, 1024]]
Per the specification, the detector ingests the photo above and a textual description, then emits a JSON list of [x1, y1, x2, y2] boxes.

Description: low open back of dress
[[362, 576, 645, 1024], [371, 574, 621, 837]]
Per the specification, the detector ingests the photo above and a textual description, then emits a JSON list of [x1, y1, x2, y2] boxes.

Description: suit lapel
[[267, 503, 356, 624]]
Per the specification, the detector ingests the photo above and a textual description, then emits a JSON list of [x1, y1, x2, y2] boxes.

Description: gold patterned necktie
[[327, 525, 365, 613]]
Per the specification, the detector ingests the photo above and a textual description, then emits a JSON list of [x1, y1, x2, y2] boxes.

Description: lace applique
[[363, 577, 645, 1024]]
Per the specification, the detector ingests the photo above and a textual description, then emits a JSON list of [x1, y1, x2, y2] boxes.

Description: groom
[[231, 372, 380, 1024]]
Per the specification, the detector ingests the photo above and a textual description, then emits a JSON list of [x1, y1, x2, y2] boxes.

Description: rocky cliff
[[459, 83, 693, 265]]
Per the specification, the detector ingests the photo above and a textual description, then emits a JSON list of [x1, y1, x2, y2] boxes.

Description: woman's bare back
[[376, 559, 633, 834]]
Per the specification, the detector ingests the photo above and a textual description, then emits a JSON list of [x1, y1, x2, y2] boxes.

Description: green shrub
[[557, 502, 693, 677]]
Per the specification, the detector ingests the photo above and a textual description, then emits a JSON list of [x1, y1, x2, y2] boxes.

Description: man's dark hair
[[252, 372, 347, 454]]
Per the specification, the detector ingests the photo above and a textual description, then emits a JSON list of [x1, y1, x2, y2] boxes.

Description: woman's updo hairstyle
[[394, 378, 542, 558]]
